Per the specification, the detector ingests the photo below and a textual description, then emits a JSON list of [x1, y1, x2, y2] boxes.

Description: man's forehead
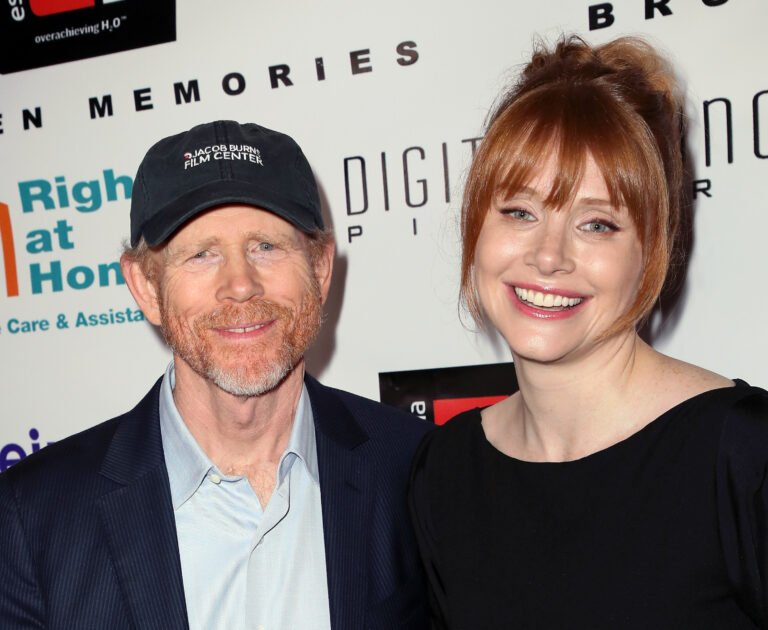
[[167, 204, 303, 243]]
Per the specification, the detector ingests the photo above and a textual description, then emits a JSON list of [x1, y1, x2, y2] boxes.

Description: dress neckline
[[475, 380, 747, 466]]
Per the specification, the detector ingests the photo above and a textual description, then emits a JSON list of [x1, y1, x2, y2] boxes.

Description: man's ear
[[121, 254, 162, 326], [314, 239, 335, 305]]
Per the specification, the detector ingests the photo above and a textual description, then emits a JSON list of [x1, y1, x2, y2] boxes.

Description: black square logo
[[1, 0, 176, 74]]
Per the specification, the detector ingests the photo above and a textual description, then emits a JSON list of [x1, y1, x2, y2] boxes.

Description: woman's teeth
[[514, 287, 582, 309]]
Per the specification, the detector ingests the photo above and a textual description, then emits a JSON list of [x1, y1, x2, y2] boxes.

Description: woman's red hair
[[461, 36, 685, 337]]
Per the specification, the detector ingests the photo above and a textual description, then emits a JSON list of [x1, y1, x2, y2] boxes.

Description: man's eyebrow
[[165, 229, 301, 259], [164, 236, 219, 260], [243, 230, 285, 242]]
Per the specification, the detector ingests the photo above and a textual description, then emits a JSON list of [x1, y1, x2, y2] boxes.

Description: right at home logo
[[1, 168, 131, 297], [0, 202, 19, 297]]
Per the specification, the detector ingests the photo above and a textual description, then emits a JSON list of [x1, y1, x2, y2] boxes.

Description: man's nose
[[216, 254, 264, 302]]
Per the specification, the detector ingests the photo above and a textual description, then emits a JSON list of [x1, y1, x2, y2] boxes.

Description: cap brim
[[138, 179, 322, 246]]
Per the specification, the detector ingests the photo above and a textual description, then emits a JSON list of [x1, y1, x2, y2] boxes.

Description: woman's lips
[[507, 284, 588, 319]]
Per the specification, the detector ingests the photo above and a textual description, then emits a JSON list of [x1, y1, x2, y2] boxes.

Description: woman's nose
[[524, 219, 575, 276]]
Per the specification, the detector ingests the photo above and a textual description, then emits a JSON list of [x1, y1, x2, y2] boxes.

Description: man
[[0, 120, 432, 629]]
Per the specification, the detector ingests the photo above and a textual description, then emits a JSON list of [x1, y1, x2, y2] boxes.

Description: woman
[[410, 36, 768, 629]]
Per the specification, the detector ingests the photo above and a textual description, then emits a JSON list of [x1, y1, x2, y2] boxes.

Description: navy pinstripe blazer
[[0, 374, 432, 629]]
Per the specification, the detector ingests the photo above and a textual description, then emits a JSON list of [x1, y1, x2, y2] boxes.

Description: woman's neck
[[485, 333, 660, 462]]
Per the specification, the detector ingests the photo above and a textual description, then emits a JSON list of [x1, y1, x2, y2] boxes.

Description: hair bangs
[[489, 85, 644, 216]]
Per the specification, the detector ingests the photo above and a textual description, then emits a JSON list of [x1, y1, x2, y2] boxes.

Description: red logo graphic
[[30, 0, 95, 17], [433, 395, 506, 425], [0, 202, 20, 297]]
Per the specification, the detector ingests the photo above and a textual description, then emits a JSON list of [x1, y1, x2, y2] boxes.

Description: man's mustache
[[195, 300, 294, 329]]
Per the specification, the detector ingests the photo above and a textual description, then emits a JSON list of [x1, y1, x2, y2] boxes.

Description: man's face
[[138, 204, 331, 397]]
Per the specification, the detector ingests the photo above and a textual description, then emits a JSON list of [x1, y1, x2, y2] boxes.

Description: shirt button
[[209, 473, 221, 484]]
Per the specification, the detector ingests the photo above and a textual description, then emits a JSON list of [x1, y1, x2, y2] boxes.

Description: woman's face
[[474, 153, 644, 365]]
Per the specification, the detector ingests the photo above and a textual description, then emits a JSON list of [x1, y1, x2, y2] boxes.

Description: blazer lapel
[[306, 376, 371, 630], [97, 381, 189, 630]]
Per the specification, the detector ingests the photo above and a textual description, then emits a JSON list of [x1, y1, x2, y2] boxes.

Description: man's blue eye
[[259, 242, 274, 251]]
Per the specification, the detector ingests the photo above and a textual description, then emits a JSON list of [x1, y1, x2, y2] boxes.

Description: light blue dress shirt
[[159, 362, 332, 630]]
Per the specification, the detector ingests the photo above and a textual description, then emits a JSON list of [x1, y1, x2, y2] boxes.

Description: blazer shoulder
[[305, 374, 434, 444], [2, 378, 163, 487]]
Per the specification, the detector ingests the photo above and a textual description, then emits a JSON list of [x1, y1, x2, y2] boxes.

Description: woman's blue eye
[[258, 242, 274, 251], [504, 208, 534, 221], [582, 221, 615, 233]]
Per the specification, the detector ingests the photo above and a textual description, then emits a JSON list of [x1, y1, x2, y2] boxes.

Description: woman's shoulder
[[690, 377, 768, 440], [412, 407, 485, 471], [713, 378, 768, 464], [665, 363, 768, 473], [424, 406, 483, 445], [651, 354, 767, 423], [654, 354, 733, 398], [410, 409, 485, 518], [641, 353, 757, 422]]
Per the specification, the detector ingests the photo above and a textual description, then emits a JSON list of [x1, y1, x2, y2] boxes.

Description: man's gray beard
[[203, 345, 296, 397], [160, 292, 322, 399], [157, 263, 324, 399]]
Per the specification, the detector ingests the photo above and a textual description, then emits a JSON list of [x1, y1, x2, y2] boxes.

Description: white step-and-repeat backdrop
[[1, 0, 765, 467]]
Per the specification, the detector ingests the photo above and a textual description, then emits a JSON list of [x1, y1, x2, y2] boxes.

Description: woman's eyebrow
[[576, 196, 613, 207], [497, 186, 539, 200]]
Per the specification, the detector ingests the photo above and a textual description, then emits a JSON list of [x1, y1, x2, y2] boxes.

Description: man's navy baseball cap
[[130, 120, 324, 247]]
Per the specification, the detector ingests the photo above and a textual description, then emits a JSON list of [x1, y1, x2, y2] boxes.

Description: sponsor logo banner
[[379, 362, 518, 425], [1, 428, 53, 472], [1, 0, 175, 74]]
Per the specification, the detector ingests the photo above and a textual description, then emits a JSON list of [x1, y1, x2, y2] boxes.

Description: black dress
[[409, 381, 768, 629]]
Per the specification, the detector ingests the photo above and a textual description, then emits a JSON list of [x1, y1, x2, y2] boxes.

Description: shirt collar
[[159, 362, 212, 510], [159, 361, 319, 510], [280, 381, 319, 486]]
